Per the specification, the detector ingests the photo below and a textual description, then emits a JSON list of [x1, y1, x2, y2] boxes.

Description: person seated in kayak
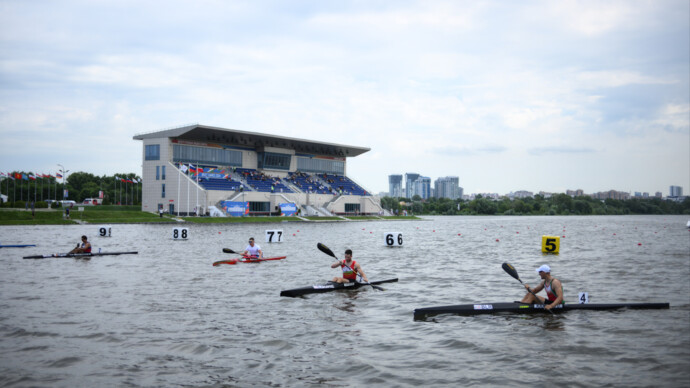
[[69, 235, 92, 254], [242, 237, 263, 260], [520, 264, 563, 310], [331, 249, 369, 283]]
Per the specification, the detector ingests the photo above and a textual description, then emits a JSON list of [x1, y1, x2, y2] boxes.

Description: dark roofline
[[133, 124, 370, 158]]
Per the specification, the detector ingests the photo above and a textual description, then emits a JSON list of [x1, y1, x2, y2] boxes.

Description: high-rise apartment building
[[434, 176, 461, 199], [669, 185, 683, 197], [414, 176, 432, 199], [405, 173, 420, 199], [388, 174, 403, 198]]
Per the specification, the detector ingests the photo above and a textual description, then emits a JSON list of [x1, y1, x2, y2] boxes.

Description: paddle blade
[[317, 242, 337, 258], [502, 262, 523, 283], [223, 248, 238, 254]]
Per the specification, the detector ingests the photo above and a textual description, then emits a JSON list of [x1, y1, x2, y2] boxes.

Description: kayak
[[0, 244, 37, 248], [213, 256, 286, 266], [280, 278, 398, 297], [23, 251, 139, 259], [413, 301, 670, 320]]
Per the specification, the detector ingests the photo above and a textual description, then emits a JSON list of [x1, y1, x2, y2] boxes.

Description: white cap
[[536, 264, 551, 273]]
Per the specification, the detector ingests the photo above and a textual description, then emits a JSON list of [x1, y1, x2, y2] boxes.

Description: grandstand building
[[133, 124, 383, 216]]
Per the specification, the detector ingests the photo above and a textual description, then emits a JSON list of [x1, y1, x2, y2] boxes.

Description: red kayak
[[213, 256, 287, 266]]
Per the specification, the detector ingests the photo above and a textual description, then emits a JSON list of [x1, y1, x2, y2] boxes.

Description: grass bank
[[0, 206, 421, 225]]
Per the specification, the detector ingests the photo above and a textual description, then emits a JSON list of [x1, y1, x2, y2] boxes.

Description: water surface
[[1, 215, 688, 387]]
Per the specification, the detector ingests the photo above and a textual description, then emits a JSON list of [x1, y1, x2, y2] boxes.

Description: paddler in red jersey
[[331, 249, 369, 283], [520, 264, 564, 310], [69, 235, 92, 254]]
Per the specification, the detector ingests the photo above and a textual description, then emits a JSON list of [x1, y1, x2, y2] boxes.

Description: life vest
[[341, 260, 358, 280]]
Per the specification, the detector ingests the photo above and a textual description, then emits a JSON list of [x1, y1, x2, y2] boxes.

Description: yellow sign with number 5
[[541, 235, 560, 254]]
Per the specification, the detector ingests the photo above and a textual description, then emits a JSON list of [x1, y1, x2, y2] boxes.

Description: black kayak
[[280, 278, 398, 297], [23, 251, 138, 259], [413, 302, 670, 320]]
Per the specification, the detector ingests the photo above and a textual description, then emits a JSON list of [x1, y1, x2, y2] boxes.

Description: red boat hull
[[213, 256, 287, 266]]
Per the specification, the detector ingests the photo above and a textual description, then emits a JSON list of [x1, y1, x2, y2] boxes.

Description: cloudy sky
[[1, 0, 688, 196]]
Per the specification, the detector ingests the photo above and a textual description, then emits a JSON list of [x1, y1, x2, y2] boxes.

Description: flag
[[56, 173, 63, 178], [29, 174, 36, 180], [22, 174, 28, 181], [15, 173, 22, 179], [180, 164, 188, 173], [188, 164, 197, 174]]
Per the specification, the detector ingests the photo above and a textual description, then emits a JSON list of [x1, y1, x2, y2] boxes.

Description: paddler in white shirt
[[331, 249, 369, 283], [242, 237, 263, 260], [520, 264, 564, 310]]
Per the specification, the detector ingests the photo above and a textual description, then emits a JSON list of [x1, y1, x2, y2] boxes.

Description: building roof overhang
[[133, 124, 370, 158]]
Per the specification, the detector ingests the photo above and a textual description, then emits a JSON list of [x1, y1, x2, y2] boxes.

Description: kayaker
[[69, 235, 92, 254], [242, 237, 263, 259], [331, 249, 369, 283], [520, 264, 564, 310]]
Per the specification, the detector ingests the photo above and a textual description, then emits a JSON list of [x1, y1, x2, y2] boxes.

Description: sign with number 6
[[384, 232, 403, 247]]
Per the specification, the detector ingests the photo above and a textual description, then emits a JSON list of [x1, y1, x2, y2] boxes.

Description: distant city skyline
[[384, 173, 684, 199]]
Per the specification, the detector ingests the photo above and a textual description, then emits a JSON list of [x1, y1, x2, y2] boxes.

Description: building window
[[162, 165, 166, 180], [162, 184, 165, 198], [156, 166, 160, 180], [146, 144, 160, 160], [258, 152, 291, 170], [173, 144, 242, 166], [345, 203, 361, 213], [296, 156, 344, 174]]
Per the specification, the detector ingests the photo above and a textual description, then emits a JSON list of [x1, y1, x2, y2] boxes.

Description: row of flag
[[0, 172, 140, 183], [179, 164, 227, 175], [115, 176, 141, 184], [0, 172, 62, 180]]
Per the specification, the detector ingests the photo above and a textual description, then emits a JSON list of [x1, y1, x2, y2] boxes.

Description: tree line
[[381, 194, 690, 216], [0, 171, 141, 207]]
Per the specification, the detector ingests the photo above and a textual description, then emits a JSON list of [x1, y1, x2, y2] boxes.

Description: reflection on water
[[0, 216, 688, 387]]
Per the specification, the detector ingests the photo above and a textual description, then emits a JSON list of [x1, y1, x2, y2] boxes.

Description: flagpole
[[177, 163, 180, 216], [196, 162, 199, 216]]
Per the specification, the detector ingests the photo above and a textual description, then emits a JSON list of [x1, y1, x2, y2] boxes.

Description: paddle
[[317, 242, 383, 291], [502, 262, 554, 314], [214, 248, 243, 265]]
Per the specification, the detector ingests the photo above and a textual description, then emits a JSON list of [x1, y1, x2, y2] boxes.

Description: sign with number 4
[[578, 292, 589, 304]]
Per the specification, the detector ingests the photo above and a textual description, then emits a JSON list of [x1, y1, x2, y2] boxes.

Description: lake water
[[1, 215, 689, 387]]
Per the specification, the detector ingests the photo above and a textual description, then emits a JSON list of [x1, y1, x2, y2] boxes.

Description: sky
[[1, 0, 688, 196]]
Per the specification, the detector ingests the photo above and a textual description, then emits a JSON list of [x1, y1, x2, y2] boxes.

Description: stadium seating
[[236, 168, 293, 193], [287, 172, 333, 194], [323, 174, 369, 196]]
